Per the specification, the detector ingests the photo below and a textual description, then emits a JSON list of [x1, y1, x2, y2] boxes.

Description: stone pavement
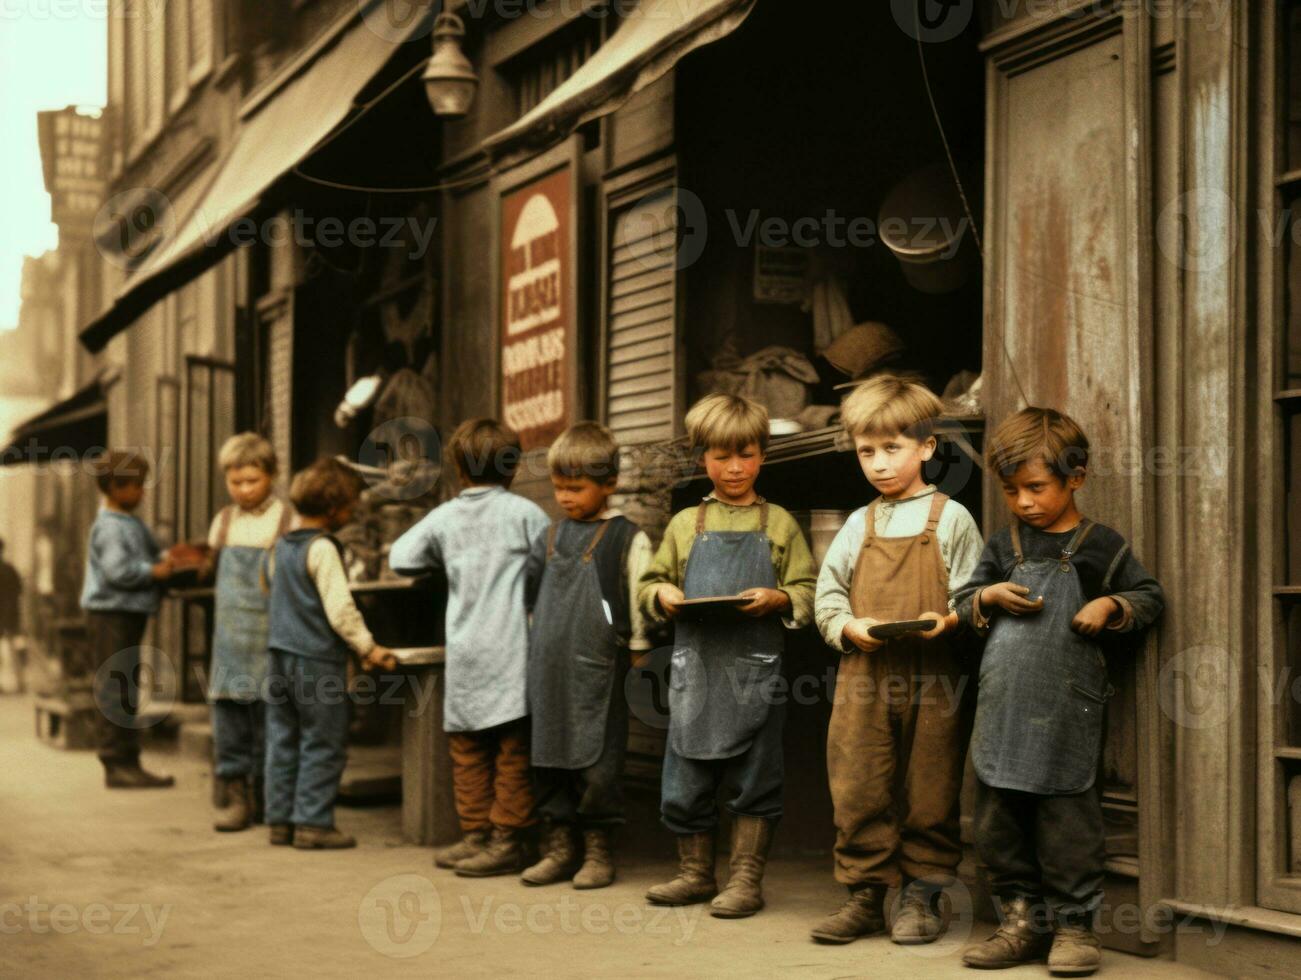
[[0, 693, 1224, 979]]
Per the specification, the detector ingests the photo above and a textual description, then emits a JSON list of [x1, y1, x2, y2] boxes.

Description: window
[[508, 16, 604, 116], [1263, 0, 1301, 916]]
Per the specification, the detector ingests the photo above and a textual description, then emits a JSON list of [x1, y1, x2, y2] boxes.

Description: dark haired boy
[[391, 418, 550, 876], [264, 458, 396, 849], [956, 408, 1163, 977], [80, 451, 175, 788]]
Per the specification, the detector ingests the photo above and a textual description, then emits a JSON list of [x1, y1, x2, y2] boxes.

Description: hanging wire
[[914, 1, 1032, 410], [290, 53, 499, 194]]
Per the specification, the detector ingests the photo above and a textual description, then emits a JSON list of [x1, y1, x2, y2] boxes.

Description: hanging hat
[[822, 321, 904, 381]]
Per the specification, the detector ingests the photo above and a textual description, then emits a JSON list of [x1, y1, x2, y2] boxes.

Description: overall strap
[[920, 491, 949, 544], [545, 522, 560, 561], [694, 499, 711, 534], [581, 519, 612, 563], [757, 497, 769, 532], [862, 499, 880, 549], [1009, 520, 1024, 565], [215, 505, 234, 550], [1060, 519, 1096, 569]]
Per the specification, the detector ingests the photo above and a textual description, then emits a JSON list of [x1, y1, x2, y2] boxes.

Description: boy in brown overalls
[[812, 376, 984, 944]]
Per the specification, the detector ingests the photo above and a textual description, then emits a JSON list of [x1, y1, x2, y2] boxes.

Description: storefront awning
[[483, 0, 756, 155], [1, 375, 108, 466], [79, 5, 432, 353]]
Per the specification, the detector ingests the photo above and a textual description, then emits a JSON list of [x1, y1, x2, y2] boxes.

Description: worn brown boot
[[645, 832, 717, 905], [572, 828, 615, 890], [455, 826, 526, 877], [213, 777, 252, 832], [521, 823, 580, 886], [104, 761, 175, 789], [891, 879, 949, 945], [1047, 917, 1101, 976], [709, 816, 775, 919], [292, 825, 357, 849], [962, 895, 1052, 969], [268, 823, 293, 846], [810, 885, 887, 944], [433, 829, 490, 869]]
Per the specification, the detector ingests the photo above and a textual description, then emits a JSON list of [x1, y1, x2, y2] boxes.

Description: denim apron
[[669, 499, 784, 761], [208, 504, 288, 701], [972, 519, 1113, 795], [528, 519, 627, 770]]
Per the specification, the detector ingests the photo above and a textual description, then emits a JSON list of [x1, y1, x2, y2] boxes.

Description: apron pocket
[[1069, 681, 1109, 705]]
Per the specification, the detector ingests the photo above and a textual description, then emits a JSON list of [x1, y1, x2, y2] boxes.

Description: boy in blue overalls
[[956, 408, 1164, 976], [264, 458, 395, 849], [204, 433, 291, 832], [639, 393, 817, 919], [522, 421, 652, 890]]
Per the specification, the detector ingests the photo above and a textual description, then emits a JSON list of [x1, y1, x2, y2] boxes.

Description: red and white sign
[[501, 166, 572, 451]]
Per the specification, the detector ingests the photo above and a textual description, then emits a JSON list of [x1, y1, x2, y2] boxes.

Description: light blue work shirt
[[390, 486, 549, 733], [79, 506, 162, 614]]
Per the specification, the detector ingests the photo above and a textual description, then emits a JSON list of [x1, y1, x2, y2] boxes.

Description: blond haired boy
[[811, 375, 984, 945], [638, 393, 817, 919], [206, 432, 291, 832]]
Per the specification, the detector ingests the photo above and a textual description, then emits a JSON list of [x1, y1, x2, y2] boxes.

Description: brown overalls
[[826, 491, 969, 888]]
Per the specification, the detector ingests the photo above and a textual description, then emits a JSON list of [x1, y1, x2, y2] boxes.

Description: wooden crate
[[34, 692, 98, 750]]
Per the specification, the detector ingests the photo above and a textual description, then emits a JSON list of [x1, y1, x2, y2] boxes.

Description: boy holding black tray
[[638, 393, 817, 919], [812, 375, 984, 946]]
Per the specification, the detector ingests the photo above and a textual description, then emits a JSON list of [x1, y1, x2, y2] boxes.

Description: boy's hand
[[842, 617, 884, 653], [364, 645, 398, 671], [980, 583, 1044, 617], [738, 588, 790, 618], [656, 584, 686, 619], [1071, 597, 1120, 637], [917, 610, 956, 640], [150, 558, 173, 582]]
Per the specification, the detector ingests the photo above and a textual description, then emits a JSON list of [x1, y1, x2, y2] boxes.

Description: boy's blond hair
[[987, 407, 1090, 480], [446, 418, 522, 487], [685, 393, 769, 452], [840, 374, 943, 440], [92, 450, 150, 493], [548, 421, 620, 483], [289, 458, 365, 518], [218, 432, 278, 476]]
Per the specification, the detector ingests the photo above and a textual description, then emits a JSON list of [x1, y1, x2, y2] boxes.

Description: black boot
[[104, 759, 175, 789]]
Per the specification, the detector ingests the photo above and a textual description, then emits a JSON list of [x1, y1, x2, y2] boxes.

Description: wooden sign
[[500, 165, 574, 451]]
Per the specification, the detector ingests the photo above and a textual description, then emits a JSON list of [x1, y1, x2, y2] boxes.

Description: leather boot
[[521, 823, 580, 886], [433, 829, 490, 869], [213, 776, 252, 832], [572, 828, 615, 890], [455, 826, 526, 877], [645, 832, 717, 905], [292, 825, 357, 849], [1047, 915, 1102, 977], [809, 885, 887, 944], [709, 816, 775, 919], [891, 878, 949, 945], [962, 895, 1053, 969], [269, 824, 293, 846], [104, 760, 175, 789]]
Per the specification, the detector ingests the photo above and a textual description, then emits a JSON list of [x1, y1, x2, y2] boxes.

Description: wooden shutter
[[604, 175, 678, 445]]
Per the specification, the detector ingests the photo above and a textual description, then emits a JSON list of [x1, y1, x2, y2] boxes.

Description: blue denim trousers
[[263, 651, 350, 829], [212, 698, 265, 781], [660, 702, 785, 834]]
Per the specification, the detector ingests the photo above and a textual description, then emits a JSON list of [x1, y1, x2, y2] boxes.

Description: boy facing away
[[956, 408, 1163, 977], [639, 393, 817, 919], [812, 375, 984, 946], [205, 433, 292, 833], [390, 418, 550, 877], [80, 450, 175, 789], [521, 421, 652, 890], [263, 458, 395, 850]]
